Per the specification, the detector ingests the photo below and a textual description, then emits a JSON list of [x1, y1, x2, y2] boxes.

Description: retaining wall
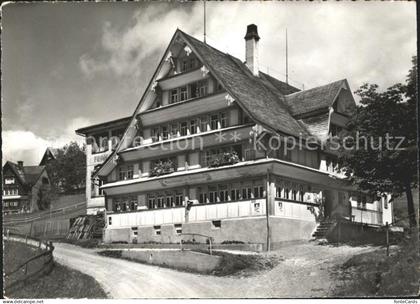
[[121, 249, 222, 273]]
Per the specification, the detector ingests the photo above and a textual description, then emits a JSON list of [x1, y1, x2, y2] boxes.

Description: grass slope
[[4, 240, 107, 299], [331, 237, 419, 297]]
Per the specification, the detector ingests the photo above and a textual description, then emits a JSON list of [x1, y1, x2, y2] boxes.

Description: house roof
[[297, 112, 330, 142], [179, 30, 311, 138], [284, 80, 346, 117], [75, 116, 132, 136], [3, 161, 46, 187]]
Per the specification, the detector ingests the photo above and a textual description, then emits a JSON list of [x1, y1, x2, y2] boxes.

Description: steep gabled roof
[[3, 161, 46, 187], [179, 30, 310, 138], [284, 80, 347, 117]]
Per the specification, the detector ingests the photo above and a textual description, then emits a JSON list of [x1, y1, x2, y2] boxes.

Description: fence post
[[386, 222, 389, 257], [337, 221, 341, 243]]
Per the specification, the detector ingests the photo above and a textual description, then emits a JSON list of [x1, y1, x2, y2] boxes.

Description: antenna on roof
[[203, 0, 207, 44], [285, 28, 288, 85]]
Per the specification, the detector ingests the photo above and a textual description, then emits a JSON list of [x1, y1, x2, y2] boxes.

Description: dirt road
[[53, 242, 376, 298]]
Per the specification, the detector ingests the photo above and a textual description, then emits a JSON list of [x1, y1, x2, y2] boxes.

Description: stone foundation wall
[[103, 216, 317, 245]]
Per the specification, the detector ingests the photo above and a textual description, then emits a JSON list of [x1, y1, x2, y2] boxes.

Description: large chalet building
[[76, 25, 393, 245]]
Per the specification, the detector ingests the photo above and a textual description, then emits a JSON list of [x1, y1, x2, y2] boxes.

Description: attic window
[[180, 57, 198, 73]]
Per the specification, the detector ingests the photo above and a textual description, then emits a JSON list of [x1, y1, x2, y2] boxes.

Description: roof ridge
[[285, 79, 346, 97]]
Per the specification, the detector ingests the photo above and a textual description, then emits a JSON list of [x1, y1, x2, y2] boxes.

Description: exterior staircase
[[312, 219, 337, 239]]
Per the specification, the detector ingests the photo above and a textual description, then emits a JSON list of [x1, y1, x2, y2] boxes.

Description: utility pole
[[265, 168, 271, 251], [203, 0, 207, 44], [285, 28, 288, 85]]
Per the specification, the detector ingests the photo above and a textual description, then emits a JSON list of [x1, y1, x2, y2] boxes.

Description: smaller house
[[2, 161, 51, 215]]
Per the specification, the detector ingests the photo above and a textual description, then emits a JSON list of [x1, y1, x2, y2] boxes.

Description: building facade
[[76, 117, 131, 215], [2, 161, 51, 215], [77, 25, 393, 245]]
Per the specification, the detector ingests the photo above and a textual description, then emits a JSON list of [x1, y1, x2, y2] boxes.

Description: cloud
[[2, 117, 90, 166], [79, 2, 416, 95], [79, 4, 203, 80]]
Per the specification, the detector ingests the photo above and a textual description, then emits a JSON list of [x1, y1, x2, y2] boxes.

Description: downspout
[[266, 167, 271, 251]]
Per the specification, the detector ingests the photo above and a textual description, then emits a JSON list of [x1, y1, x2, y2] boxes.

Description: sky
[[1, 1, 417, 166]]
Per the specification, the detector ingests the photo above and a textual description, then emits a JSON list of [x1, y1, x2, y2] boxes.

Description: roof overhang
[[102, 158, 353, 196]]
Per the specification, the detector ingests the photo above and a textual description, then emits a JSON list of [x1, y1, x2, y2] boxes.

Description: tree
[[46, 142, 86, 194], [338, 56, 418, 228], [37, 183, 53, 210]]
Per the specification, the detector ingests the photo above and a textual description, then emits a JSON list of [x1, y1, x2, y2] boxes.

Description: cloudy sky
[[1, 1, 416, 165]]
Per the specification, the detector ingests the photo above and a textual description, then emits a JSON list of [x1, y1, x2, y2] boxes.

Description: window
[[175, 191, 183, 206], [4, 177, 15, 185], [130, 197, 138, 211], [147, 194, 155, 209], [230, 188, 240, 201], [298, 185, 304, 202], [220, 112, 227, 128], [98, 135, 108, 152], [181, 58, 198, 73], [208, 186, 217, 203], [154, 225, 161, 235], [284, 185, 290, 199], [157, 195, 164, 208], [180, 86, 188, 101], [242, 186, 252, 199], [210, 114, 219, 130], [199, 192, 208, 204], [161, 126, 169, 140], [151, 127, 160, 142], [197, 80, 208, 97], [180, 122, 188, 136], [175, 223, 182, 235], [292, 189, 297, 201], [170, 123, 179, 138], [253, 185, 264, 198], [170, 89, 178, 104], [181, 60, 189, 72], [42, 177, 49, 185], [165, 193, 174, 208], [200, 116, 208, 132], [211, 220, 221, 229], [219, 185, 228, 202], [119, 165, 134, 180], [190, 119, 197, 135]]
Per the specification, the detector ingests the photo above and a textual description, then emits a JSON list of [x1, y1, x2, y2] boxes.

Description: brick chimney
[[244, 24, 260, 76], [17, 161, 24, 167]]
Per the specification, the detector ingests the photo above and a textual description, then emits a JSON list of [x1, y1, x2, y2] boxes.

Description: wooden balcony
[[120, 124, 253, 161], [139, 92, 228, 127]]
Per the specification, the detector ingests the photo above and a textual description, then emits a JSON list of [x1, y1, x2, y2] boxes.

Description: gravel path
[[53, 242, 377, 298]]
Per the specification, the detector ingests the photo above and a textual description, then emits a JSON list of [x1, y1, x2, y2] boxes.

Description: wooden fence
[[4, 231, 55, 293]]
